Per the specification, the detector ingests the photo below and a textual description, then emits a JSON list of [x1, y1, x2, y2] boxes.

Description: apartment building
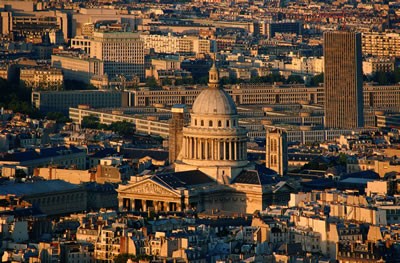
[[140, 33, 214, 54], [32, 90, 129, 114], [362, 32, 400, 57], [90, 31, 145, 80], [52, 53, 104, 84], [20, 67, 63, 90]]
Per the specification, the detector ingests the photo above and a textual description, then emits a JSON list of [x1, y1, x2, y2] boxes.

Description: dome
[[192, 88, 237, 115]]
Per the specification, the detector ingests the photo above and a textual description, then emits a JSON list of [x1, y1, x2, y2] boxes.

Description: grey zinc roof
[[0, 180, 81, 196], [152, 170, 215, 190]]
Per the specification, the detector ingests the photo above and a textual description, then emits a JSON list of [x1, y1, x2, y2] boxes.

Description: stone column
[[228, 141, 232, 160], [243, 141, 246, 159], [142, 200, 147, 212], [234, 141, 237, 160], [118, 198, 124, 211], [198, 138, 201, 159], [191, 137, 194, 158], [205, 139, 208, 160], [198, 138, 202, 160], [194, 138, 197, 159], [223, 141, 227, 160], [184, 137, 187, 158], [217, 140, 220, 160], [211, 139, 215, 160], [187, 137, 190, 158], [131, 199, 135, 211]]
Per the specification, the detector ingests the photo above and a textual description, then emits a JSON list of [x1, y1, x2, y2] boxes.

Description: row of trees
[[81, 116, 135, 136], [145, 73, 321, 89], [0, 78, 41, 117], [367, 68, 400, 85]]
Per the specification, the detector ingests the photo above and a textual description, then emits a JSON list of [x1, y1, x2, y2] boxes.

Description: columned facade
[[182, 136, 247, 161]]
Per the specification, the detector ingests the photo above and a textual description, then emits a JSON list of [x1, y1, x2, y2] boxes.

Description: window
[[201, 120, 204, 126], [226, 120, 230, 127], [218, 120, 222, 127], [209, 120, 213, 127]]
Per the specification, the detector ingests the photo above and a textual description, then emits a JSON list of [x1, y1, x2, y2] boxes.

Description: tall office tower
[[90, 31, 145, 80], [324, 31, 364, 129]]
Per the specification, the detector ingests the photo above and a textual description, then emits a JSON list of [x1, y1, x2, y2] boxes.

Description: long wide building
[[33, 83, 400, 115], [128, 83, 400, 113]]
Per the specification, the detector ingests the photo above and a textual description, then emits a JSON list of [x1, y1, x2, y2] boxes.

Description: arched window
[[209, 120, 213, 127], [195, 119, 197, 126], [218, 120, 222, 127], [233, 120, 236, 126], [201, 120, 204, 126], [226, 120, 230, 127]]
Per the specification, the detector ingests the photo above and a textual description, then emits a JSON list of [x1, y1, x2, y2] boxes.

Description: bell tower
[[266, 128, 288, 176], [208, 62, 219, 89]]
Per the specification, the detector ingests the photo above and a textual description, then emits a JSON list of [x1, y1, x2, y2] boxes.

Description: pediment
[[120, 179, 180, 197]]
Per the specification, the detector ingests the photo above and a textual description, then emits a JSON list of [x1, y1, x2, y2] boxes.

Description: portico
[[118, 179, 185, 212]]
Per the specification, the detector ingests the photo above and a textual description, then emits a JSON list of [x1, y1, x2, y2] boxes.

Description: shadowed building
[[168, 104, 187, 164], [324, 31, 364, 129]]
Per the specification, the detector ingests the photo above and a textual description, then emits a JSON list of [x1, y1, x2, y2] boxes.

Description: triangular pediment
[[119, 179, 180, 197]]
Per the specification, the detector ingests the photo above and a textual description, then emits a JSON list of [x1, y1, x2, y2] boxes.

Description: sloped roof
[[232, 164, 277, 185], [121, 148, 168, 161], [0, 146, 84, 162], [0, 180, 82, 196], [152, 170, 215, 190]]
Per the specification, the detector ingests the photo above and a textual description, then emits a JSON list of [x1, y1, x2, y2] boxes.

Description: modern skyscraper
[[324, 31, 364, 129]]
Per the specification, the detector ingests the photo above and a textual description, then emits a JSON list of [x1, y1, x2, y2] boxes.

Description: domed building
[[117, 64, 295, 214], [175, 64, 249, 184]]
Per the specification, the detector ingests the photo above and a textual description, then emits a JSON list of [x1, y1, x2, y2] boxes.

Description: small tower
[[169, 104, 187, 164], [208, 62, 219, 89], [266, 128, 288, 176]]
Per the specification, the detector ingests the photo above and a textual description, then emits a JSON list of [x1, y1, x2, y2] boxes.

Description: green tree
[[338, 153, 348, 166], [46, 112, 71, 124], [161, 78, 172, 86], [309, 73, 324, 87], [286, 75, 304, 84], [374, 71, 389, 85], [145, 77, 160, 89], [109, 121, 135, 136], [81, 115, 100, 129]]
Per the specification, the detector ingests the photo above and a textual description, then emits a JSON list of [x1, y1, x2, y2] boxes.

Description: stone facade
[[117, 64, 295, 215]]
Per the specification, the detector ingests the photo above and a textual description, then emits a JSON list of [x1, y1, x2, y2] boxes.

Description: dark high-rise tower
[[324, 31, 364, 129]]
